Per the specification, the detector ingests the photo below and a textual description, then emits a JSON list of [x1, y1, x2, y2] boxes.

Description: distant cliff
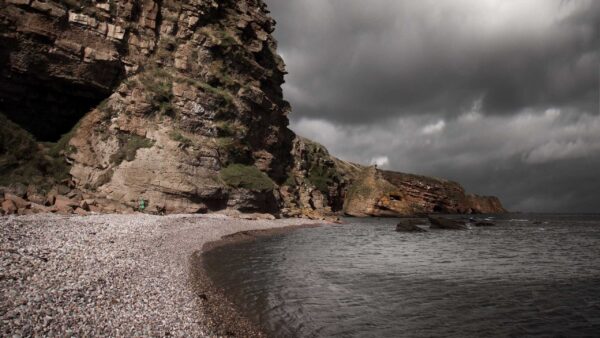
[[0, 0, 506, 217], [285, 138, 507, 217]]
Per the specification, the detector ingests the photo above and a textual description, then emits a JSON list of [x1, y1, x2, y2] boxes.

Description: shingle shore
[[0, 213, 312, 337]]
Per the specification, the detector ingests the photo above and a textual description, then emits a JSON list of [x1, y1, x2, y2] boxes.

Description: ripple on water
[[204, 214, 600, 337]]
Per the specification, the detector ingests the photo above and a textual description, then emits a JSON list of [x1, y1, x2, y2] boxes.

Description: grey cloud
[[290, 109, 600, 212], [265, 0, 600, 212], [267, 0, 599, 122]]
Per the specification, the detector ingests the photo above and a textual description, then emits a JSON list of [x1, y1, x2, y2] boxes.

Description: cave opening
[[0, 72, 113, 142], [0, 32, 125, 143]]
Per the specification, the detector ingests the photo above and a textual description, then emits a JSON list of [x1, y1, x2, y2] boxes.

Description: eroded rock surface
[[428, 216, 468, 230], [0, 0, 507, 216]]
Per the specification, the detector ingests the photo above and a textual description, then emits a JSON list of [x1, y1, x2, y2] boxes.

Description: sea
[[203, 214, 600, 337]]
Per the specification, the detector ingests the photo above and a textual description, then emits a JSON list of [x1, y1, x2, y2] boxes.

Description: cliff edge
[[0, 0, 506, 217]]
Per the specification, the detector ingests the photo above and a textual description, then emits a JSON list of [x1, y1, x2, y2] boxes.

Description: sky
[[265, 0, 600, 213]]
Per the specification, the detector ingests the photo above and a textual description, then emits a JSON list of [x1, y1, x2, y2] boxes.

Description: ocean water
[[203, 214, 600, 337]]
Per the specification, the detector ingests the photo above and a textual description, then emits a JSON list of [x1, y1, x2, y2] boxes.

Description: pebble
[[0, 213, 309, 336]]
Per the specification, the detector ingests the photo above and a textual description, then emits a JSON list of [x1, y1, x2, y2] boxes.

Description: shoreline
[[191, 223, 324, 337], [0, 213, 325, 337]]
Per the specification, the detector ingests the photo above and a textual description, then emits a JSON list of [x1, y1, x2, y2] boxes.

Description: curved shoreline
[[191, 223, 324, 337], [0, 213, 324, 337]]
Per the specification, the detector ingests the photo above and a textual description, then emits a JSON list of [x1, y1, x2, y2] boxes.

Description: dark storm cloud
[[264, 0, 600, 212], [267, 0, 599, 122]]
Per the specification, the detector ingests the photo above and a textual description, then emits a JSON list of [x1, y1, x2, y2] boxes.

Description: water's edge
[[191, 223, 325, 337], [201, 214, 600, 337]]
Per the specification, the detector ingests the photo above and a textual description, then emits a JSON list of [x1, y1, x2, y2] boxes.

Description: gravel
[[0, 213, 311, 337]]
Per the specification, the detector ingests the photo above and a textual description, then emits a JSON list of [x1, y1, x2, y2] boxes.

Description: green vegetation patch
[[346, 179, 375, 200], [47, 122, 79, 158], [301, 139, 342, 194], [346, 167, 396, 201], [139, 68, 175, 116], [208, 60, 237, 88], [110, 134, 154, 165], [200, 26, 240, 48], [283, 174, 297, 187], [216, 137, 251, 164], [307, 164, 339, 194], [169, 131, 193, 147], [179, 77, 235, 106], [220, 164, 275, 191], [215, 120, 247, 138], [0, 113, 72, 190]]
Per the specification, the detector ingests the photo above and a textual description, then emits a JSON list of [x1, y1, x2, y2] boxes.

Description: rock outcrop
[[1, 0, 293, 214], [428, 216, 468, 230], [466, 194, 507, 214], [342, 165, 506, 217], [0, 0, 507, 217], [396, 219, 428, 233], [474, 221, 495, 227], [279, 136, 362, 218]]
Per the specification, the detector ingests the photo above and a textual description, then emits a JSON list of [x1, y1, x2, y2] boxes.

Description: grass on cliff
[[142, 69, 175, 116], [200, 26, 240, 48], [0, 113, 72, 190], [307, 165, 339, 194], [169, 131, 193, 147], [180, 78, 235, 107], [220, 164, 275, 191], [110, 134, 155, 165], [215, 120, 247, 138], [346, 180, 375, 200], [302, 140, 341, 194], [283, 174, 297, 187], [216, 137, 252, 164], [346, 167, 397, 202]]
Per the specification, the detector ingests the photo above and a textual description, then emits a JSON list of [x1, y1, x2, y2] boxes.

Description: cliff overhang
[[0, 0, 507, 217]]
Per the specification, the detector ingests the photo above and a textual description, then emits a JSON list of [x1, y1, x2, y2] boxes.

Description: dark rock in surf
[[428, 216, 468, 230], [396, 219, 428, 233], [474, 221, 495, 227]]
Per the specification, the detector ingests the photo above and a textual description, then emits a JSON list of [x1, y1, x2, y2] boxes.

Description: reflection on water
[[203, 214, 600, 337]]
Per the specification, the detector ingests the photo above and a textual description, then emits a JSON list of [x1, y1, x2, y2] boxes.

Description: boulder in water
[[474, 221, 495, 227], [428, 216, 468, 230], [396, 219, 428, 233]]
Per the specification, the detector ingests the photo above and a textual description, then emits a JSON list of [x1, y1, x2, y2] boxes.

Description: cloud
[[268, 0, 599, 123], [524, 139, 600, 164], [290, 109, 600, 212], [422, 120, 446, 135], [266, 0, 600, 212], [370, 156, 390, 168]]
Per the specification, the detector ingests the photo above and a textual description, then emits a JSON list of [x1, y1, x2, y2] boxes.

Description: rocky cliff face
[[343, 166, 507, 217], [2, 0, 293, 213], [277, 137, 506, 218], [0, 0, 506, 217]]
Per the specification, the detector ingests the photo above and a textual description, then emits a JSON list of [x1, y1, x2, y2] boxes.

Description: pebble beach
[[0, 213, 314, 337]]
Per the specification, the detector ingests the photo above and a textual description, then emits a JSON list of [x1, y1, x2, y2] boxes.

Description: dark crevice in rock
[[130, 0, 142, 22], [0, 72, 112, 142], [0, 37, 124, 141], [153, 0, 163, 50], [0, 13, 126, 141]]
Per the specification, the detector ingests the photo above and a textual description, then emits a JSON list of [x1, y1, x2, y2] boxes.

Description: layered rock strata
[[0, 0, 507, 217]]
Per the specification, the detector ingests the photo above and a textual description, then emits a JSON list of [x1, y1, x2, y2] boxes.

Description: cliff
[[277, 137, 506, 217], [0, 0, 506, 217]]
